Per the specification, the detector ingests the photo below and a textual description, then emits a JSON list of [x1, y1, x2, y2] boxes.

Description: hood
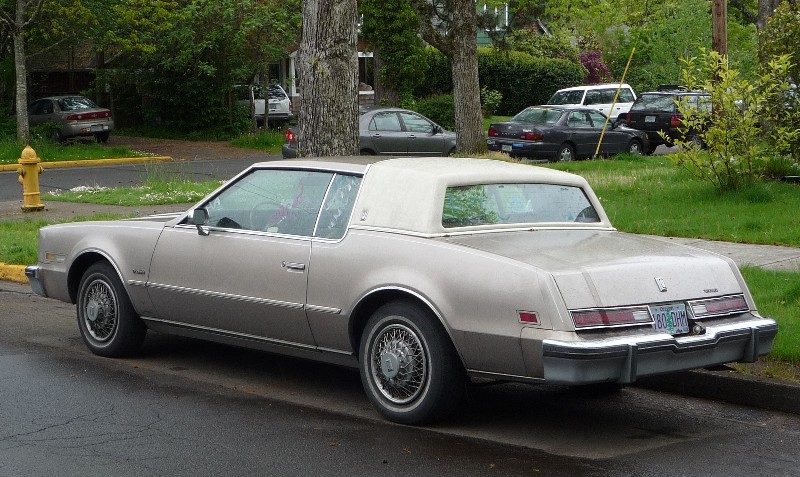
[[443, 230, 743, 309]]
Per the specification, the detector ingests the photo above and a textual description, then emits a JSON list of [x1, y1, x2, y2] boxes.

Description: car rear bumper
[[62, 120, 114, 138], [487, 138, 556, 159], [540, 314, 778, 384]]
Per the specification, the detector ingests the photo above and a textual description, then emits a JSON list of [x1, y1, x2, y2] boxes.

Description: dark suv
[[625, 87, 711, 154]]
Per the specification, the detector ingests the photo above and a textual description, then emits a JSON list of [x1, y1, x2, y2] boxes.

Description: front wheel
[[76, 262, 146, 357], [359, 300, 465, 425], [555, 143, 575, 162], [626, 138, 643, 155]]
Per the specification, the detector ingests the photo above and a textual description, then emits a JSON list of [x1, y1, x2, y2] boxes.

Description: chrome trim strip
[[141, 317, 316, 350], [466, 369, 544, 384], [129, 280, 147, 288], [146, 282, 304, 309], [348, 224, 615, 238], [305, 304, 342, 314]]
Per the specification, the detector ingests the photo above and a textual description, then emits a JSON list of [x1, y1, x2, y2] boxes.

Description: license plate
[[90, 125, 106, 132], [645, 115, 656, 123], [649, 303, 690, 335], [501, 144, 512, 152]]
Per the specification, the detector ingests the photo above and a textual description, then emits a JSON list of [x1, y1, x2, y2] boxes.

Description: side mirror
[[433, 125, 442, 135], [190, 208, 210, 236]]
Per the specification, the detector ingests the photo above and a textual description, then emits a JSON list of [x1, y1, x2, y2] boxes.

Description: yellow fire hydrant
[[17, 145, 45, 211]]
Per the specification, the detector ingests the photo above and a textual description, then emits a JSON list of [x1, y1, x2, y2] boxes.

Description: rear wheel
[[645, 143, 658, 155], [359, 300, 465, 425], [94, 132, 110, 143], [76, 262, 146, 357], [556, 143, 575, 162]]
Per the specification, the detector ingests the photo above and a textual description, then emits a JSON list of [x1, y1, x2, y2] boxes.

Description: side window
[[315, 174, 362, 239], [618, 88, 635, 103], [369, 112, 403, 132], [399, 112, 434, 133], [204, 169, 333, 236], [567, 111, 591, 128], [30, 100, 53, 115], [587, 110, 608, 129], [584, 90, 603, 105]]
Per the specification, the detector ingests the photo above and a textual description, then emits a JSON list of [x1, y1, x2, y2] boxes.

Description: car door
[[363, 111, 408, 155], [27, 99, 55, 127], [587, 110, 625, 154], [146, 168, 334, 346], [398, 111, 447, 155], [565, 110, 600, 157]]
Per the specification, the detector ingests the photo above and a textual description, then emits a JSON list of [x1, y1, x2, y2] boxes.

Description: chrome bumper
[[25, 265, 46, 297], [542, 316, 778, 384]]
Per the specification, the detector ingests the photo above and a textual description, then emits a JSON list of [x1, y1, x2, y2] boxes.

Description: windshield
[[442, 183, 599, 228], [547, 90, 584, 105], [510, 107, 564, 125]]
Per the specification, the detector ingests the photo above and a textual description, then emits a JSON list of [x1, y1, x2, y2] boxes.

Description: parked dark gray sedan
[[487, 105, 649, 161], [27, 96, 114, 143], [282, 107, 456, 158]]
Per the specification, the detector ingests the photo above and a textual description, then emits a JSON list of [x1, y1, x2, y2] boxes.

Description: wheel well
[[67, 252, 110, 303], [349, 289, 445, 359]]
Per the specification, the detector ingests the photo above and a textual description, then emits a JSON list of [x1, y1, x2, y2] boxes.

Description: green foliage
[[670, 50, 767, 190], [507, 29, 580, 63], [480, 87, 503, 117], [759, 1, 800, 87], [360, 0, 427, 102], [414, 94, 456, 130], [416, 47, 585, 115]]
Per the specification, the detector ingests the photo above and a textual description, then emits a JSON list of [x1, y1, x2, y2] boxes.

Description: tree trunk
[[372, 46, 398, 106], [297, 0, 359, 157], [14, 0, 29, 143], [448, 0, 486, 154]]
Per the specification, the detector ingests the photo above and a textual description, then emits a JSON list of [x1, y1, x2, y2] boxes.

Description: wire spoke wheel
[[369, 324, 428, 405], [82, 278, 118, 342]]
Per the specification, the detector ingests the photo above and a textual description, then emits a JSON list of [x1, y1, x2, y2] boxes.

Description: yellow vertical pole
[[595, 47, 636, 158]]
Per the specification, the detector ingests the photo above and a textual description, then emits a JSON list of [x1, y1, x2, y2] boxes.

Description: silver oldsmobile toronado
[[26, 157, 777, 424]]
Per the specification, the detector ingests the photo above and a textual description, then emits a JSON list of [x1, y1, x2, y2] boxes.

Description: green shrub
[[415, 47, 585, 116], [415, 94, 456, 130], [480, 87, 503, 117]]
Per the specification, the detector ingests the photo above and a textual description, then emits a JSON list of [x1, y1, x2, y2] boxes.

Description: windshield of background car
[[442, 183, 600, 228], [510, 107, 563, 125], [57, 97, 100, 111], [630, 94, 677, 112], [547, 90, 584, 105]]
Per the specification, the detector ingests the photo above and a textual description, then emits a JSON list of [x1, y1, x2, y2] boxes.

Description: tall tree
[[0, 0, 44, 142], [409, 0, 485, 154], [297, 0, 359, 157]]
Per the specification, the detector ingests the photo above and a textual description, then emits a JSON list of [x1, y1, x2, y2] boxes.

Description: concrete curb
[[0, 155, 173, 172], [637, 368, 800, 415]]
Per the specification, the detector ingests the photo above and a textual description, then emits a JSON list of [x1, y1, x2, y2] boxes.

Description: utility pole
[[712, 0, 727, 56]]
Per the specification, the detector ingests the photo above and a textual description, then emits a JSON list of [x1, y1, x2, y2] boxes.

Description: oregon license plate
[[649, 303, 690, 335], [645, 115, 656, 123], [501, 144, 512, 152]]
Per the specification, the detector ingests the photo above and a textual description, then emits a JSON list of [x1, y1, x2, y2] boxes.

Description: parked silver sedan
[[27, 96, 114, 143], [26, 157, 777, 424], [282, 107, 456, 158]]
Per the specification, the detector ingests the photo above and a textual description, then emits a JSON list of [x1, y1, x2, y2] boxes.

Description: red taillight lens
[[572, 307, 651, 328], [488, 127, 498, 137], [520, 132, 543, 141], [66, 111, 111, 121], [689, 295, 749, 318], [285, 129, 295, 142], [670, 115, 683, 128], [626, 115, 631, 126]]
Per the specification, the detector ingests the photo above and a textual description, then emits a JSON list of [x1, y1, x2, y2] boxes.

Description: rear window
[[547, 90, 585, 105], [511, 107, 563, 125], [630, 94, 678, 112], [442, 183, 600, 228], [57, 97, 100, 111]]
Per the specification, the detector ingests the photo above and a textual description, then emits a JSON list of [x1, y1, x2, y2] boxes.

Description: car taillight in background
[[670, 115, 683, 128], [285, 129, 296, 142], [487, 127, 498, 137], [520, 131, 544, 141], [66, 111, 112, 121]]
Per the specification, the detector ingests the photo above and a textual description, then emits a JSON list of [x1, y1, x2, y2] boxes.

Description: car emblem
[[655, 277, 667, 292]]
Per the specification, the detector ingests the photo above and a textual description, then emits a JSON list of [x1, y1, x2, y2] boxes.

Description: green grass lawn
[[0, 138, 143, 165]]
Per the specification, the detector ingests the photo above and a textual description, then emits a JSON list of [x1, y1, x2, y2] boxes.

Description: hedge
[[415, 47, 587, 116]]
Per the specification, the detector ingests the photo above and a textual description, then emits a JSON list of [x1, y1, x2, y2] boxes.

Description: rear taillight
[[488, 127, 498, 137], [670, 115, 683, 128], [626, 115, 631, 126], [66, 111, 111, 121], [285, 129, 295, 142], [520, 132, 543, 141], [572, 307, 652, 328], [518, 311, 539, 324], [689, 295, 749, 318]]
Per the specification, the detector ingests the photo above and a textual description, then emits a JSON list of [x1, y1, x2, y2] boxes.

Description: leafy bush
[[415, 94, 455, 130], [480, 87, 503, 117], [415, 47, 585, 116]]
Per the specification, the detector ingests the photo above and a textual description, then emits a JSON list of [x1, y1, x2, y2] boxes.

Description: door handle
[[282, 261, 306, 271]]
